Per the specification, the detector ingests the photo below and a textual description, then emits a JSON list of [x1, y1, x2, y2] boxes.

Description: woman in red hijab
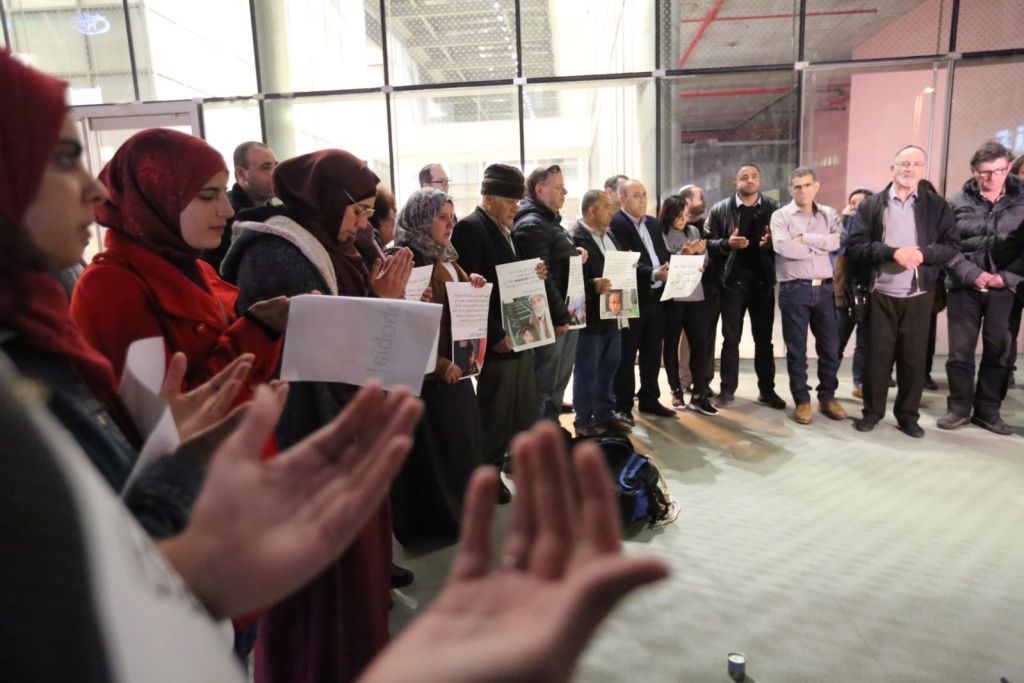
[[0, 49, 252, 539], [70, 128, 285, 397]]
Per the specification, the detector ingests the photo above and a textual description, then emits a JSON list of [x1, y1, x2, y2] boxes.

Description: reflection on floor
[[392, 359, 1024, 682]]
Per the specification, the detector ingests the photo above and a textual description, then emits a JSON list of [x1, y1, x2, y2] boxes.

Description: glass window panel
[[661, 71, 798, 209], [391, 86, 520, 218], [4, 1, 135, 103], [521, 0, 654, 79], [127, 0, 255, 101], [201, 99, 264, 186], [254, 0, 383, 93], [803, 0, 952, 63], [944, 56, 1024, 192], [956, 0, 1024, 54], [263, 94, 390, 182], [659, 0, 797, 72], [801, 61, 947, 210], [523, 79, 655, 225], [385, 0, 516, 86]]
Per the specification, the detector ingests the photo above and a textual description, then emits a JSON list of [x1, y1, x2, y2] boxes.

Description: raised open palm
[[361, 423, 669, 683]]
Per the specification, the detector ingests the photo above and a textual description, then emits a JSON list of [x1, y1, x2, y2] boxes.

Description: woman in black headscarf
[[390, 188, 487, 546]]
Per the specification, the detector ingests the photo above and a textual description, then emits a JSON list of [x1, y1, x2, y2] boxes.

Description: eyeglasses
[[895, 161, 927, 169], [428, 178, 450, 186], [973, 166, 1009, 179], [344, 189, 376, 219]]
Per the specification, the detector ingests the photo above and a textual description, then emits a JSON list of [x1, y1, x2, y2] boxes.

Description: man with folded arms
[[770, 167, 846, 425]]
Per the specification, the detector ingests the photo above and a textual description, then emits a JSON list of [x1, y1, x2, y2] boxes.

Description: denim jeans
[[778, 280, 840, 405], [573, 330, 621, 429], [534, 328, 579, 420], [945, 287, 1015, 418], [836, 306, 866, 389]]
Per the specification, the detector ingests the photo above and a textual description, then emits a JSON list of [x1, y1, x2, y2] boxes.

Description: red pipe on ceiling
[[677, 0, 725, 67], [678, 86, 791, 98], [680, 8, 878, 23]]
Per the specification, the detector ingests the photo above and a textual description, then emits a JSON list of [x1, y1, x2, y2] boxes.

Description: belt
[[788, 278, 833, 286]]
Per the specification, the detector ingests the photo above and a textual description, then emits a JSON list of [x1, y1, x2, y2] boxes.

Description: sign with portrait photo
[[495, 258, 557, 352], [600, 251, 641, 320]]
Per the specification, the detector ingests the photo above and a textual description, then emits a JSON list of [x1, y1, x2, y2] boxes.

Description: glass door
[[71, 101, 201, 260]]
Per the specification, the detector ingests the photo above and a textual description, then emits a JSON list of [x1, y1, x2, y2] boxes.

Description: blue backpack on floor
[[595, 436, 670, 528]]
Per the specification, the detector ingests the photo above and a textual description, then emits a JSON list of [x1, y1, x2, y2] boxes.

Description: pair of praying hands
[[158, 382, 667, 683]]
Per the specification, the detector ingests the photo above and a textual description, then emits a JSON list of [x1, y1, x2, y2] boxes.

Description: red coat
[[71, 229, 281, 395]]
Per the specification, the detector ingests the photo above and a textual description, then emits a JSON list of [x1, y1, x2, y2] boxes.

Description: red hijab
[[0, 50, 135, 442], [96, 128, 227, 261], [272, 150, 379, 296]]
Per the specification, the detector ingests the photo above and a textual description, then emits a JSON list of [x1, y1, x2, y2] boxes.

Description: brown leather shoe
[[818, 399, 847, 420], [794, 403, 812, 424], [597, 416, 633, 433]]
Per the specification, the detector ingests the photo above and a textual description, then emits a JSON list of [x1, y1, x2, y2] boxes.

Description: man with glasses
[[513, 164, 579, 421], [846, 145, 959, 437], [938, 142, 1024, 434], [419, 163, 451, 192]]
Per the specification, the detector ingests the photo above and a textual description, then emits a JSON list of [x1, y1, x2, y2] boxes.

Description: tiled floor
[[392, 360, 1024, 682]]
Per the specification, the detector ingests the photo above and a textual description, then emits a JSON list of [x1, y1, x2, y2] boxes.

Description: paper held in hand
[[565, 255, 587, 329], [403, 264, 433, 302], [660, 254, 705, 301], [280, 294, 443, 395], [120, 337, 181, 487], [600, 250, 641, 320], [495, 258, 557, 351], [446, 281, 492, 379]]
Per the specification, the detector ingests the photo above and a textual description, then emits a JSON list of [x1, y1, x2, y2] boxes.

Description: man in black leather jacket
[[703, 163, 785, 409]]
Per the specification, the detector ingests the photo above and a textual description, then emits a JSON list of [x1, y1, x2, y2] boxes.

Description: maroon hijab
[[272, 150, 380, 296], [0, 50, 136, 442], [96, 128, 227, 261]]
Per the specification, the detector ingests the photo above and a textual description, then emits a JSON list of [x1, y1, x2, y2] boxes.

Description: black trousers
[[863, 290, 934, 424], [475, 352, 536, 467], [718, 274, 776, 396], [945, 287, 1015, 419], [1007, 293, 1023, 396], [663, 299, 713, 395], [615, 300, 665, 412]]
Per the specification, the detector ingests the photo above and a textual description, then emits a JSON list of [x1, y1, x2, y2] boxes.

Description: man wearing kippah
[[451, 163, 553, 503]]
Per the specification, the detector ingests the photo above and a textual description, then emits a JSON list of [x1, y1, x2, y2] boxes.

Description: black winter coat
[[512, 197, 574, 324], [945, 174, 1024, 290], [570, 221, 624, 334]]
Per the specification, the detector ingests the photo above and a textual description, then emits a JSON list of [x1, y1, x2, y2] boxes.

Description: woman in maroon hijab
[[222, 149, 412, 683], [70, 128, 284, 400]]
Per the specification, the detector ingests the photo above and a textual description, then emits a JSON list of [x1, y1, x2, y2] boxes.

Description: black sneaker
[[614, 410, 636, 427], [897, 420, 925, 438], [390, 563, 415, 588], [715, 392, 734, 408], [853, 418, 877, 432], [638, 402, 677, 417], [687, 395, 719, 416], [923, 375, 938, 390], [971, 414, 1014, 435], [705, 387, 717, 399], [757, 391, 787, 410], [937, 412, 970, 430], [671, 389, 686, 410]]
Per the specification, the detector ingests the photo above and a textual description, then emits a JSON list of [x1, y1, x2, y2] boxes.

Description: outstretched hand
[[159, 382, 423, 619], [160, 352, 253, 441], [359, 422, 669, 683]]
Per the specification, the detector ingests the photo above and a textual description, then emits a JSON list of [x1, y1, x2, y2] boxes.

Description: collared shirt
[[581, 220, 616, 256], [628, 213, 664, 289], [481, 206, 517, 256], [581, 220, 627, 329], [770, 200, 841, 282], [875, 186, 921, 298]]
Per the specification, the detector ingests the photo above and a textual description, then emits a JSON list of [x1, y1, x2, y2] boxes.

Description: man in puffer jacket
[[939, 141, 1024, 435], [512, 164, 583, 421]]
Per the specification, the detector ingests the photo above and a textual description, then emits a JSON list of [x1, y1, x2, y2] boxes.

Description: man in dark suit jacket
[[450, 163, 547, 501], [608, 179, 675, 420], [570, 190, 634, 437]]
